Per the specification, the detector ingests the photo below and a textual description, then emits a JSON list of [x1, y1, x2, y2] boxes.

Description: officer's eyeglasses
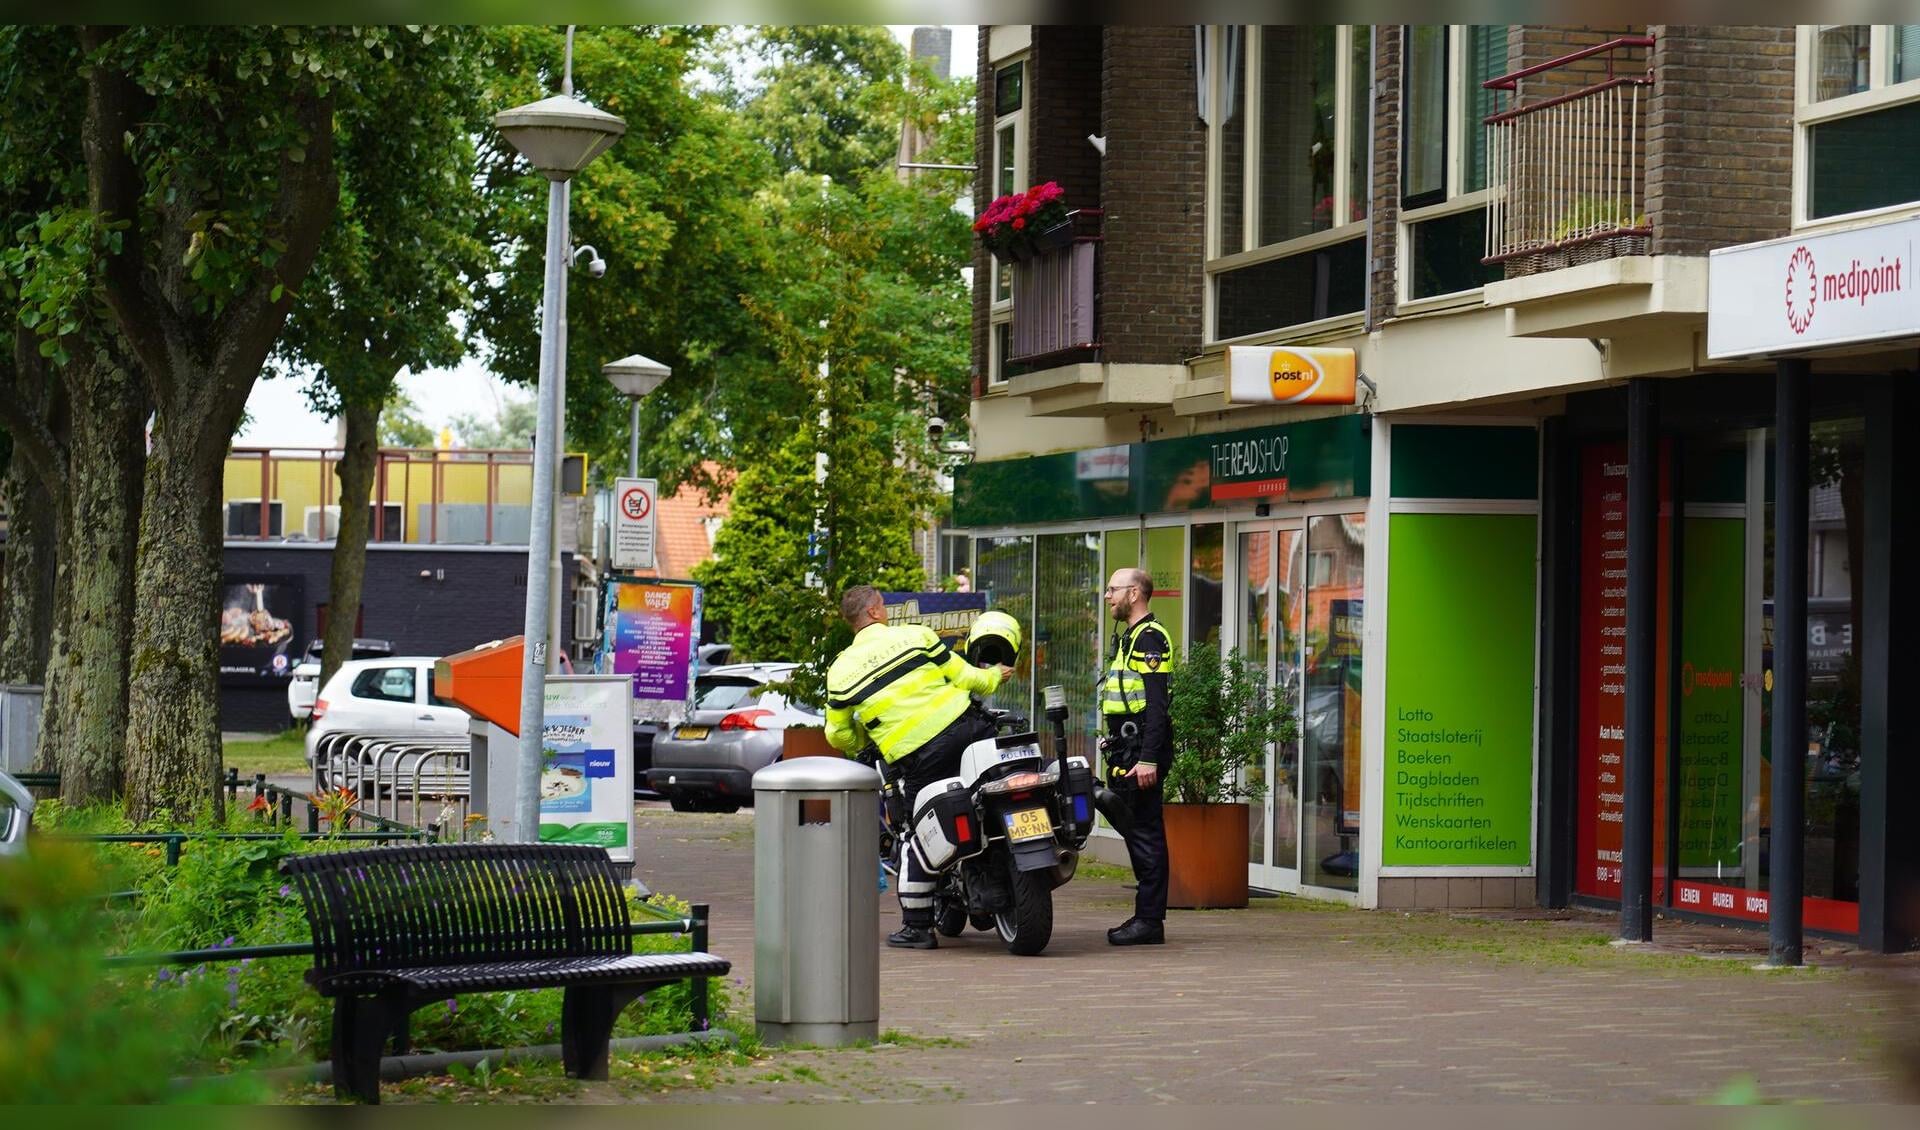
[[1104, 585, 1136, 595]]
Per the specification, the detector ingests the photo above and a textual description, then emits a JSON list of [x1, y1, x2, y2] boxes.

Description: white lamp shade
[[602, 353, 671, 398], [493, 94, 627, 180]]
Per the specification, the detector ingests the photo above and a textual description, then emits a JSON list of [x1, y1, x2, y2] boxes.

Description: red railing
[[224, 446, 539, 545], [1483, 36, 1655, 272]]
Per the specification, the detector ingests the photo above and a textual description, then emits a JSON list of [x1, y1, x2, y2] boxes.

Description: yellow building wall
[[222, 452, 549, 543]]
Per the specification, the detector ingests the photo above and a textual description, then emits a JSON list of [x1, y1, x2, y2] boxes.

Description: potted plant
[[1162, 645, 1296, 908], [972, 181, 1071, 262]]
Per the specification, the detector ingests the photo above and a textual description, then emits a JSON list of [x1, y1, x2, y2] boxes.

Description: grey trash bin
[[751, 756, 881, 1046]]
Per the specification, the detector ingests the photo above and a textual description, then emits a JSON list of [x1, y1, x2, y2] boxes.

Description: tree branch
[[211, 86, 338, 404], [77, 25, 173, 407]]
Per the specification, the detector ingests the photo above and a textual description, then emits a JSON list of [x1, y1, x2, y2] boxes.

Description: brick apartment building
[[953, 24, 1920, 953]]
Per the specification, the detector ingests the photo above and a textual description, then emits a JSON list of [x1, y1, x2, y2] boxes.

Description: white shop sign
[[611, 476, 658, 571], [1708, 214, 1920, 359]]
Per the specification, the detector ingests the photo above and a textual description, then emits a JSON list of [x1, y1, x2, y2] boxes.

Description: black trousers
[[1120, 781, 1168, 921], [888, 708, 997, 925]]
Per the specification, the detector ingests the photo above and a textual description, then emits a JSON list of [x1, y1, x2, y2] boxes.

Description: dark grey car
[[646, 662, 823, 813]]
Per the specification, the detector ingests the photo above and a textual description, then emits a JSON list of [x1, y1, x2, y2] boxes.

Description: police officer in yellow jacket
[[1100, 567, 1174, 945], [825, 585, 1011, 950]]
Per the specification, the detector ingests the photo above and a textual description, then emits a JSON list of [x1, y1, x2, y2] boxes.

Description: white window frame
[[990, 54, 1027, 313], [1395, 25, 1502, 312], [1793, 24, 1920, 229], [986, 316, 1013, 390], [1203, 24, 1372, 348]]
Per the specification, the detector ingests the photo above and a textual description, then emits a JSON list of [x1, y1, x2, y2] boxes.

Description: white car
[[286, 638, 394, 724], [303, 656, 469, 768]]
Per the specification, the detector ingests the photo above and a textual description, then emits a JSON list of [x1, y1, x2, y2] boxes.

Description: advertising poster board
[[597, 579, 702, 724], [537, 675, 635, 861], [218, 576, 303, 681], [881, 591, 986, 650], [1381, 514, 1536, 867]]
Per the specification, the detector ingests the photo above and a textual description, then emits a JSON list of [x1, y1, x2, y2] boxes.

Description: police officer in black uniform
[[1099, 567, 1173, 946]]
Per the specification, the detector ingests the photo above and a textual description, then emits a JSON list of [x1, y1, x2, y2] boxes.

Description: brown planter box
[[1164, 802, 1249, 909], [781, 726, 840, 760]]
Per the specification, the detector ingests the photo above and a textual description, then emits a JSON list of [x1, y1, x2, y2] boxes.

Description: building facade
[[957, 24, 1920, 952]]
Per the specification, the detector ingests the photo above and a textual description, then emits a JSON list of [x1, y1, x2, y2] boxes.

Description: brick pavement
[[627, 804, 1920, 1105]]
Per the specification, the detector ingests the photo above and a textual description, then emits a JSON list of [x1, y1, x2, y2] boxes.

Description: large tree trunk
[[50, 352, 146, 803], [122, 409, 225, 824], [320, 399, 380, 691], [0, 449, 57, 686]]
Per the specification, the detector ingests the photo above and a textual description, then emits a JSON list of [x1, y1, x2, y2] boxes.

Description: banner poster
[[218, 575, 303, 680], [1381, 514, 1536, 866], [1574, 443, 1672, 900], [537, 675, 634, 860], [597, 580, 702, 724], [881, 591, 987, 650]]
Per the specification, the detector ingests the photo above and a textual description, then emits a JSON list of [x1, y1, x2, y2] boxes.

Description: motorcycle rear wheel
[[995, 865, 1053, 956]]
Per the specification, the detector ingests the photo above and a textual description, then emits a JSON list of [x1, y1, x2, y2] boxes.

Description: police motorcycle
[[869, 613, 1108, 956]]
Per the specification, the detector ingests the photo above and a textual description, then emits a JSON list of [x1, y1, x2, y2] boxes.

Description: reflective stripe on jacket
[[1101, 616, 1175, 716], [824, 622, 1002, 762]]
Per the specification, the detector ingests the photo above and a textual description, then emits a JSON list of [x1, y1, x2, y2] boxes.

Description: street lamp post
[[493, 29, 625, 843], [602, 353, 672, 477]]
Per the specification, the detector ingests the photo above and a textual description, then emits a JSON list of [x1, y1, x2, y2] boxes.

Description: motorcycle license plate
[[1003, 807, 1053, 842], [674, 725, 710, 740]]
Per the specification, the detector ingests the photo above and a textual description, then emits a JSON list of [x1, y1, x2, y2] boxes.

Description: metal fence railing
[[1484, 36, 1655, 275]]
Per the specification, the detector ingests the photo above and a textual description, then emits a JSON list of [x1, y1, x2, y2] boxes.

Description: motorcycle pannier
[[912, 781, 983, 870], [1060, 755, 1096, 842]]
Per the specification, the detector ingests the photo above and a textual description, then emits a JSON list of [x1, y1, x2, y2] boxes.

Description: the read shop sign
[[1708, 214, 1920, 358]]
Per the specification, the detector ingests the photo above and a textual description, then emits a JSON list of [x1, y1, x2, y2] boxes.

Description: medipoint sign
[[1708, 214, 1920, 358]]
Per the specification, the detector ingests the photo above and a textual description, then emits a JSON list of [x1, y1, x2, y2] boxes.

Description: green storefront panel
[[1389, 424, 1539, 501], [954, 414, 1370, 527]]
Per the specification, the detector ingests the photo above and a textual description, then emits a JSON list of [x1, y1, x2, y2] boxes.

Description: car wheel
[[669, 794, 698, 813], [703, 799, 742, 815]]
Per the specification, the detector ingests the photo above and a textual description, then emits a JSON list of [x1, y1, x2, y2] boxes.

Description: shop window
[[1035, 532, 1103, 761], [1189, 523, 1225, 651], [1205, 24, 1371, 341], [1399, 25, 1508, 302], [1798, 26, 1920, 222], [1303, 514, 1364, 892], [1239, 525, 1305, 876], [974, 534, 1034, 717]]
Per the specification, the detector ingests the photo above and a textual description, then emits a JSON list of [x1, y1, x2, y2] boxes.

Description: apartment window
[[991, 58, 1026, 306], [1399, 25, 1508, 302], [1205, 25, 1371, 342], [1798, 26, 1920, 222]]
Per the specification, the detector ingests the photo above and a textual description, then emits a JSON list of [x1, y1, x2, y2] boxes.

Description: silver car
[[646, 662, 823, 813], [0, 770, 32, 857]]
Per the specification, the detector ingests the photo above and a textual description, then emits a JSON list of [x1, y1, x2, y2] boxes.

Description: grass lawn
[[223, 728, 310, 778]]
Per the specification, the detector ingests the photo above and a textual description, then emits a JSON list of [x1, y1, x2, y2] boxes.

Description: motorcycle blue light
[[1072, 794, 1089, 822]]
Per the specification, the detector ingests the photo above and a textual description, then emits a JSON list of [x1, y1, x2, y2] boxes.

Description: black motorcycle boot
[[1108, 918, 1164, 946], [887, 924, 938, 950]]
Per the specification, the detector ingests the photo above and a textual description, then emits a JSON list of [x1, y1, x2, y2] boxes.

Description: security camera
[[926, 416, 946, 443], [571, 244, 606, 278], [586, 255, 606, 279]]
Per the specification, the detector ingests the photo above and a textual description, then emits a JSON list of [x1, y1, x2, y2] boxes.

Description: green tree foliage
[[726, 26, 914, 188], [1166, 646, 1296, 806], [378, 391, 437, 448], [450, 391, 538, 450]]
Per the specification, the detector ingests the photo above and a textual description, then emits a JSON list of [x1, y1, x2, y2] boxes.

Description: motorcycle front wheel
[[995, 864, 1054, 956]]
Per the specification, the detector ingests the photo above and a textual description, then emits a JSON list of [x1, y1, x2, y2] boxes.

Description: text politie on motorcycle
[[824, 586, 1015, 950], [1100, 566, 1173, 946]]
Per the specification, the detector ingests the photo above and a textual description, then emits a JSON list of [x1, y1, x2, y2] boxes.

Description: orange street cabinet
[[436, 635, 527, 734]]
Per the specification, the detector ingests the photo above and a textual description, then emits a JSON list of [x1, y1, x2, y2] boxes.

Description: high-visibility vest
[[825, 622, 1002, 763], [1100, 615, 1174, 717]]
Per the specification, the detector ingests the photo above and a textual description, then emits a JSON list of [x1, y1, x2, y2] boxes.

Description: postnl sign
[[1226, 345, 1358, 406]]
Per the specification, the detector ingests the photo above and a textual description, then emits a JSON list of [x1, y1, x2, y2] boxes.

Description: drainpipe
[[1363, 25, 1378, 336]]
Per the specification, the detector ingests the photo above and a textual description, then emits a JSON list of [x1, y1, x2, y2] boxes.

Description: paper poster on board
[[537, 675, 635, 861], [596, 580, 703, 724]]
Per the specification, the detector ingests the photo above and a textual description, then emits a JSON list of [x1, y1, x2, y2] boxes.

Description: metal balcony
[[1484, 36, 1655, 276], [1010, 209, 1102, 364]]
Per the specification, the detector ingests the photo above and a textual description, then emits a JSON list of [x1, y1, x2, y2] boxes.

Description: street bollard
[[750, 757, 881, 1046]]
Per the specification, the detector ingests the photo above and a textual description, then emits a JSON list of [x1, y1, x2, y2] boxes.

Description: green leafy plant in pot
[[1161, 644, 1297, 908]]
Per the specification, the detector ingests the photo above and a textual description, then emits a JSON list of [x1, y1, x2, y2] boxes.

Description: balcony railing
[[1010, 208, 1102, 364], [1484, 36, 1655, 275], [223, 446, 547, 546]]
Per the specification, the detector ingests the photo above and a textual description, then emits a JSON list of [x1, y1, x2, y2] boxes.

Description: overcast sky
[[236, 24, 977, 450]]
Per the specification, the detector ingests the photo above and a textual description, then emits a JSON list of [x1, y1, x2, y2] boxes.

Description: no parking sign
[[612, 477, 657, 570]]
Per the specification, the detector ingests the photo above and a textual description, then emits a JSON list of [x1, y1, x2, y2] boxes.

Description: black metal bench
[[281, 842, 731, 1103]]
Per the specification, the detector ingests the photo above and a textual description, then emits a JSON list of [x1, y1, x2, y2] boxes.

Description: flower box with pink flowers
[[972, 181, 1072, 261]]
